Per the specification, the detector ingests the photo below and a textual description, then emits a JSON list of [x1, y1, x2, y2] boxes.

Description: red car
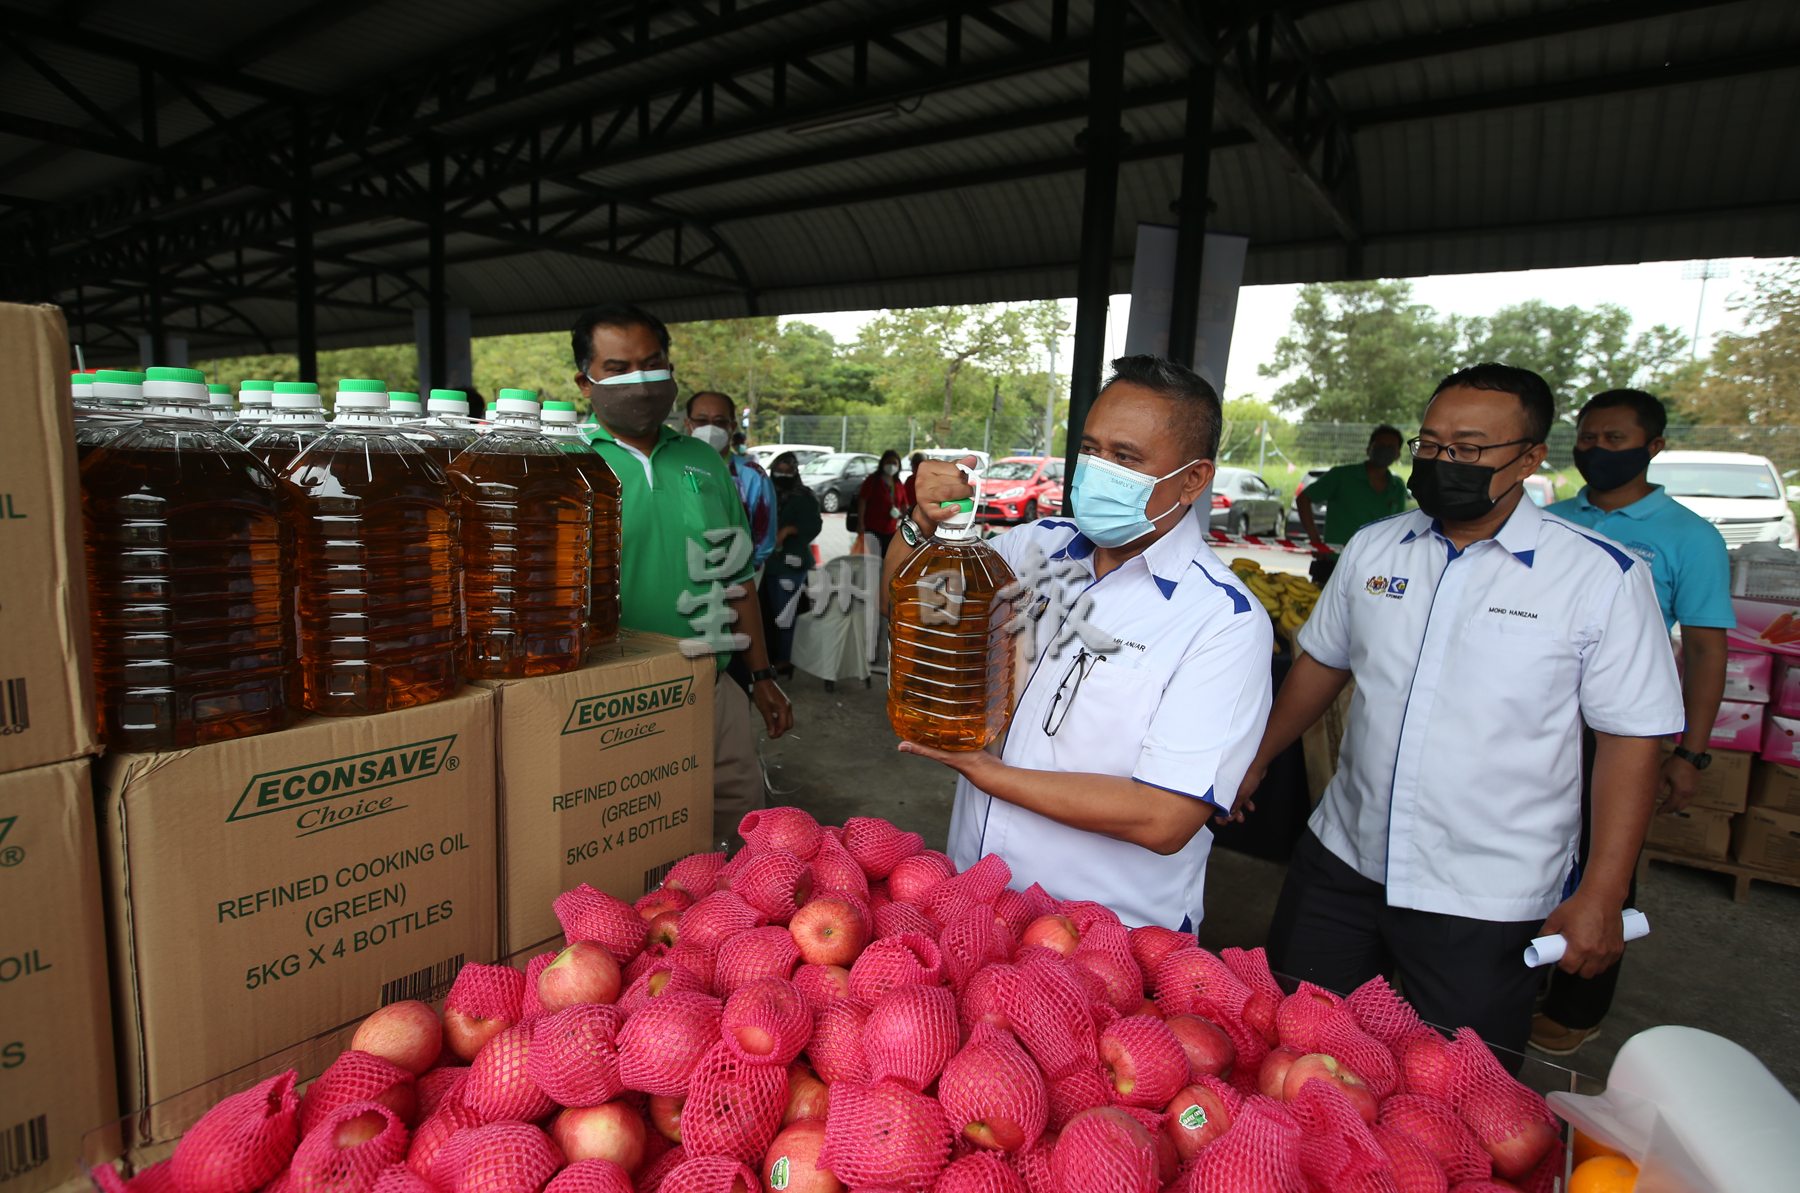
[[977, 456, 1065, 523]]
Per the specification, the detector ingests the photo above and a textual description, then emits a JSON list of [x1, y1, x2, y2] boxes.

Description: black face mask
[[1572, 445, 1652, 494], [772, 473, 799, 491], [1407, 448, 1532, 523]]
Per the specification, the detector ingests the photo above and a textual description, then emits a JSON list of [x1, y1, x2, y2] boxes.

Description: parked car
[[748, 443, 833, 470], [1522, 474, 1556, 507], [977, 456, 1064, 523], [800, 452, 879, 513], [1648, 450, 1798, 549], [1211, 467, 1285, 536], [1285, 467, 1331, 534]]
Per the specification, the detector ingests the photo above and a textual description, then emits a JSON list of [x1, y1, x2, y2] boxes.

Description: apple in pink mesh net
[[440, 1122, 564, 1193], [924, 854, 1012, 926], [873, 899, 939, 942], [938, 1023, 1048, 1154], [463, 1024, 556, 1123], [406, 1099, 482, 1182], [806, 997, 871, 1085], [300, 1051, 417, 1134], [819, 1079, 954, 1191], [790, 895, 870, 968], [528, 1004, 625, 1108], [665, 942, 716, 990], [1258, 1047, 1303, 1100], [677, 891, 768, 952], [714, 926, 802, 997], [352, 1002, 442, 1077], [537, 941, 623, 1012], [783, 1063, 830, 1126], [739, 807, 825, 859], [554, 885, 650, 966], [959, 963, 1021, 1034], [733, 850, 815, 924], [1274, 982, 1345, 1054], [414, 1067, 467, 1122], [551, 1103, 646, 1174], [1071, 950, 1142, 1015], [170, 1070, 300, 1193], [1007, 950, 1099, 1083], [636, 1143, 687, 1192], [938, 905, 1016, 995], [1019, 914, 1080, 958], [862, 984, 959, 1091], [792, 962, 853, 1011], [1044, 1067, 1112, 1133], [841, 817, 924, 879], [1099, 1016, 1189, 1110], [442, 963, 526, 1063], [991, 889, 1037, 940], [368, 1163, 435, 1193], [1372, 1125, 1451, 1193], [1163, 1014, 1236, 1081], [721, 976, 811, 1066], [289, 1102, 410, 1193], [1458, 1081, 1560, 1181], [807, 836, 870, 899], [1164, 1075, 1238, 1163], [542, 1158, 633, 1193], [934, 1152, 1028, 1193], [847, 932, 943, 1004], [761, 1120, 840, 1193], [1378, 1095, 1493, 1184], [1398, 1027, 1456, 1100], [636, 887, 693, 922], [615, 992, 723, 1097], [887, 851, 957, 906], [1127, 927, 1193, 978], [682, 1041, 791, 1168], [1007, 1128, 1057, 1193], [1194, 1096, 1309, 1193], [655, 1154, 760, 1193], [1049, 1107, 1160, 1193], [664, 853, 727, 898], [618, 962, 707, 1018]]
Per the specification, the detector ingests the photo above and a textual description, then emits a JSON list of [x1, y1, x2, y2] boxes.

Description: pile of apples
[[104, 808, 1565, 1193]]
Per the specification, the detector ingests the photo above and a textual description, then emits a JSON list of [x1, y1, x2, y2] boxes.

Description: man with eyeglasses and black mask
[[1236, 363, 1682, 1060]]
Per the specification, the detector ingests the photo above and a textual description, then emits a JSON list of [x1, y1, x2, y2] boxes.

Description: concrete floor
[[760, 662, 1800, 1095]]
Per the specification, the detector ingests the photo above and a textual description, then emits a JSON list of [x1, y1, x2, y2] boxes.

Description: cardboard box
[[0, 304, 95, 774], [97, 687, 499, 1111], [483, 631, 713, 955], [1749, 759, 1800, 816], [1645, 806, 1734, 860], [1725, 650, 1774, 703], [1775, 657, 1800, 717], [0, 760, 117, 1193], [1732, 806, 1800, 878], [1659, 742, 1752, 814], [1709, 700, 1765, 752], [1762, 713, 1800, 766]]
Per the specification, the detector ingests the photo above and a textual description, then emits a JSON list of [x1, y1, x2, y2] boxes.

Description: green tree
[[857, 302, 1065, 421], [669, 317, 789, 421], [473, 332, 578, 406], [1261, 281, 1460, 423], [1461, 300, 1686, 415], [1666, 263, 1800, 425]]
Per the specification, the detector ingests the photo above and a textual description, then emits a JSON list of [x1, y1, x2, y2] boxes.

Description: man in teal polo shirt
[[1538, 387, 1733, 1056], [571, 302, 793, 841], [1297, 424, 1409, 550]]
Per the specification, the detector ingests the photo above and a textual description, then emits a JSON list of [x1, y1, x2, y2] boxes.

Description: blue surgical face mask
[[1069, 454, 1199, 547]]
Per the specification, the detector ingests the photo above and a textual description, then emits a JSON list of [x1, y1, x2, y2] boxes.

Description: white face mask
[[883, 462, 899, 476], [691, 424, 730, 452]]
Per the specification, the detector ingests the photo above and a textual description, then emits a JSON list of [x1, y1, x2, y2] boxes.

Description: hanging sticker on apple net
[[1179, 1104, 1208, 1130], [770, 1155, 790, 1189]]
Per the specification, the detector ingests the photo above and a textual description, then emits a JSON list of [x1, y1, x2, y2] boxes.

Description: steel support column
[[145, 225, 167, 366], [428, 145, 447, 393], [1166, 61, 1215, 370], [1062, 0, 1127, 507], [294, 115, 317, 382]]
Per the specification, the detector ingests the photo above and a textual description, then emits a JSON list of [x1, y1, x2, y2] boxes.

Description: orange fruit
[[1573, 1128, 1628, 1166], [1570, 1154, 1638, 1193]]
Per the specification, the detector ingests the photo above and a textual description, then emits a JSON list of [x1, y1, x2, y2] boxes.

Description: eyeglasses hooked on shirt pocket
[[1043, 648, 1102, 737]]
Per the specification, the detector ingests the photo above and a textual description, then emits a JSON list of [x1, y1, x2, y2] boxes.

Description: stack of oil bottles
[[71, 368, 621, 752]]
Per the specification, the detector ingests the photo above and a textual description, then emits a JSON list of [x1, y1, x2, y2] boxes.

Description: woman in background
[[763, 451, 821, 677]]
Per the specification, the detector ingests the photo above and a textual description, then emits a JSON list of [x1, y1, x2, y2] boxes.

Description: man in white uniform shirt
[[885, 356, 1273, 930], [1238, 364, 1683, 1057]]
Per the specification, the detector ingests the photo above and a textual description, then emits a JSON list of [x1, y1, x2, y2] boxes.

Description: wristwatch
[[748, 667, 778, 684], [1671, 745, 1712, 770], [899, 510, 926, 548]]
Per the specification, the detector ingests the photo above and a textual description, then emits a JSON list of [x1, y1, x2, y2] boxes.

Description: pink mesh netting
[[1152, 949, 1266, 1083], [1007, 1130, 1057, 1193], [738, 807, 824, 859], [409, 1099, 484, 1181], [848, 932, 944, 1003], [807, 834, 871, 899], [1007, 950, 1098, 1081], [441, 1122, 564, 1193], [732, 850, 814, 923], [1447, 1183, 1526, 1193], [842, 817, 924, 879], [288, 1101, 410, 1193], [1290, 1080, 1391, 1193], [664, 853, 726, 898], [528, 1004, 626, 1107], [664, 944, 716, 992], [446, 963, 528, 1027], [863, 984, 959, 1091], [1044, 1067, 1112, 1133], [1018, 885, 1058, 920], [1345, 976, 1426, 1051], [1219, 947, 1285, 1046], [713, 850, 753, 891], [937, 1024, 1048, 1154], [680, 1041, 789, 1167], [925, 854, 1013, 927], [806, 997, 872, 1084], [300, 1051, 418, 1135], [619, 963, 708, 1018], [992, 889, 1036, 940], [1372, 1125, 1450, 1193], [939, 905, 1015, 994], [959, 963, 1022, 1034], [555, 885, 650, 965], [713, 926, 802, 997], [616, 992, 725, 1096], [652, 1155, 759, 1193], [464, 1025, 556, 1123], [1376, 1096, 1492, 1184], [1129, 928, 1194, 979], [1444, 1028, 1558, 1182], [622, 945, 670, 992], [417, 1067, 469, 1122], [934, 1153, 1028, 1193], [1049, 1107, 1160, 1193], [1317, 1008, 1400, 1100], [543, 1158, 634, 1193], [636, 888, 694, 918], [875, 899, 942, 941], [888, 852, 958, 907], [721, 976, 811, 1067], [1057, 900, 1122, 937], [1519, 1141, 1567, 1193], [634, 1146, 684, 1193], [521, 952, 558, 1018], [1194, 1096, 1309, 1193], [1072, 949, 1145, 1015], [820, 1079, 953, 1191], [369, 1162, 437, 1193], [677, 892, 768, 952], [1276, 983, 1346, 1055], [170, 1070, 300, 1193], [792, 963, 851, 1012], [1098, 1016, 1189, 1109], [93, 1158, 177, 1193], [1396, 1028, 1455, 1101]]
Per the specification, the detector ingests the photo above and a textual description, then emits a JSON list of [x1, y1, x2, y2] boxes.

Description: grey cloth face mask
[[587, 368, 677, 437]]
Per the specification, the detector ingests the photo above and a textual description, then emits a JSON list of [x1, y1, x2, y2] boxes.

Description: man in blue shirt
[[1538, 387, 1734, 1055]]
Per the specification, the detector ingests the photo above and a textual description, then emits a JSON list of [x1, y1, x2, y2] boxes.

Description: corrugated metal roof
[[1, 0, 1796, 362]]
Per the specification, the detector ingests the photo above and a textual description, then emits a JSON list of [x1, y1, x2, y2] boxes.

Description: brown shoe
[[1530, 1013, 1601, 1055]]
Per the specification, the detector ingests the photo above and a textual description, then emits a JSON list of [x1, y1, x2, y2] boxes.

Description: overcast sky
[[789, 255, 1783, 409]]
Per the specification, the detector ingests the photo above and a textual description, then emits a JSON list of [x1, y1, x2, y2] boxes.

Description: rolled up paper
[[1524, 908, 1649, 967]]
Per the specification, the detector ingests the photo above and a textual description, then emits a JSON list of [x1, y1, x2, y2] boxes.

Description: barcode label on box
[[1, 678, 26, 735], [644, 860, 676, 894], [0, 1113, 48, 1183], [381, 954, 464, 1006]]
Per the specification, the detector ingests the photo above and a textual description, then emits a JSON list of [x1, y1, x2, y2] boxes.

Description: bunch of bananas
[[1229, 557, 1320, 642]]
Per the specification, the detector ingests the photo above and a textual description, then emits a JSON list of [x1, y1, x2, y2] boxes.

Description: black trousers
[[1539, 728, 1636, 1031], [1266, 831, 1546, 1062]]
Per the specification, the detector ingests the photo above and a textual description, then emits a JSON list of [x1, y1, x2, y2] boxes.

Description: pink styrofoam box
[[1726, 650, 1774, 703], [1762, 714, 1800, 765], [1775, 657, 1800, 718], [1728, 598, 1800, 658], [1711, 701, 1767, 752]]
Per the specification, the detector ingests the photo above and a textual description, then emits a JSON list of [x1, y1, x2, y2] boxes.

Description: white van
[[1647, 450, 1798, 549]]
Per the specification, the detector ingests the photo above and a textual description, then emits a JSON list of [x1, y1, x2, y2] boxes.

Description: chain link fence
[[745, 411, 1056, 459]]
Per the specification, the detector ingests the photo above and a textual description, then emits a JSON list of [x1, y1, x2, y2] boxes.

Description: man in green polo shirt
[[1297, 424, 1409, 549], [571, 302, 793, 842]]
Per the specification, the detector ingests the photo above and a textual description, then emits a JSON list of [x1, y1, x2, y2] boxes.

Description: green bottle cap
[[429, 389, 467, 400], [240, 379, 275, 391], [274, 381, 320, 394], [337, 378, 386, 392], [146, 366, 206, 383], [543, 401, 577, 411], [94, 369, 145, 384], [498, 388, 538, 403], [208, 384, 232, 395], [388, 391, 420, 402]]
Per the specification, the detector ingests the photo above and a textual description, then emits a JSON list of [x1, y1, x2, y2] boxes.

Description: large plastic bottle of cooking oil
[[447, 389, 591, 678], [887, 468, 1018, 751], [282, 379, 460, 715], [81, 366, 295, 750], [73, 369, 147, 458], [244, 382, 330, 472], [228, 379, 275, 441], [207, 384, 237, 422], [386, 391, 423, 421], [411, 389, 484, 467], [541, 400, 622, 647]]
